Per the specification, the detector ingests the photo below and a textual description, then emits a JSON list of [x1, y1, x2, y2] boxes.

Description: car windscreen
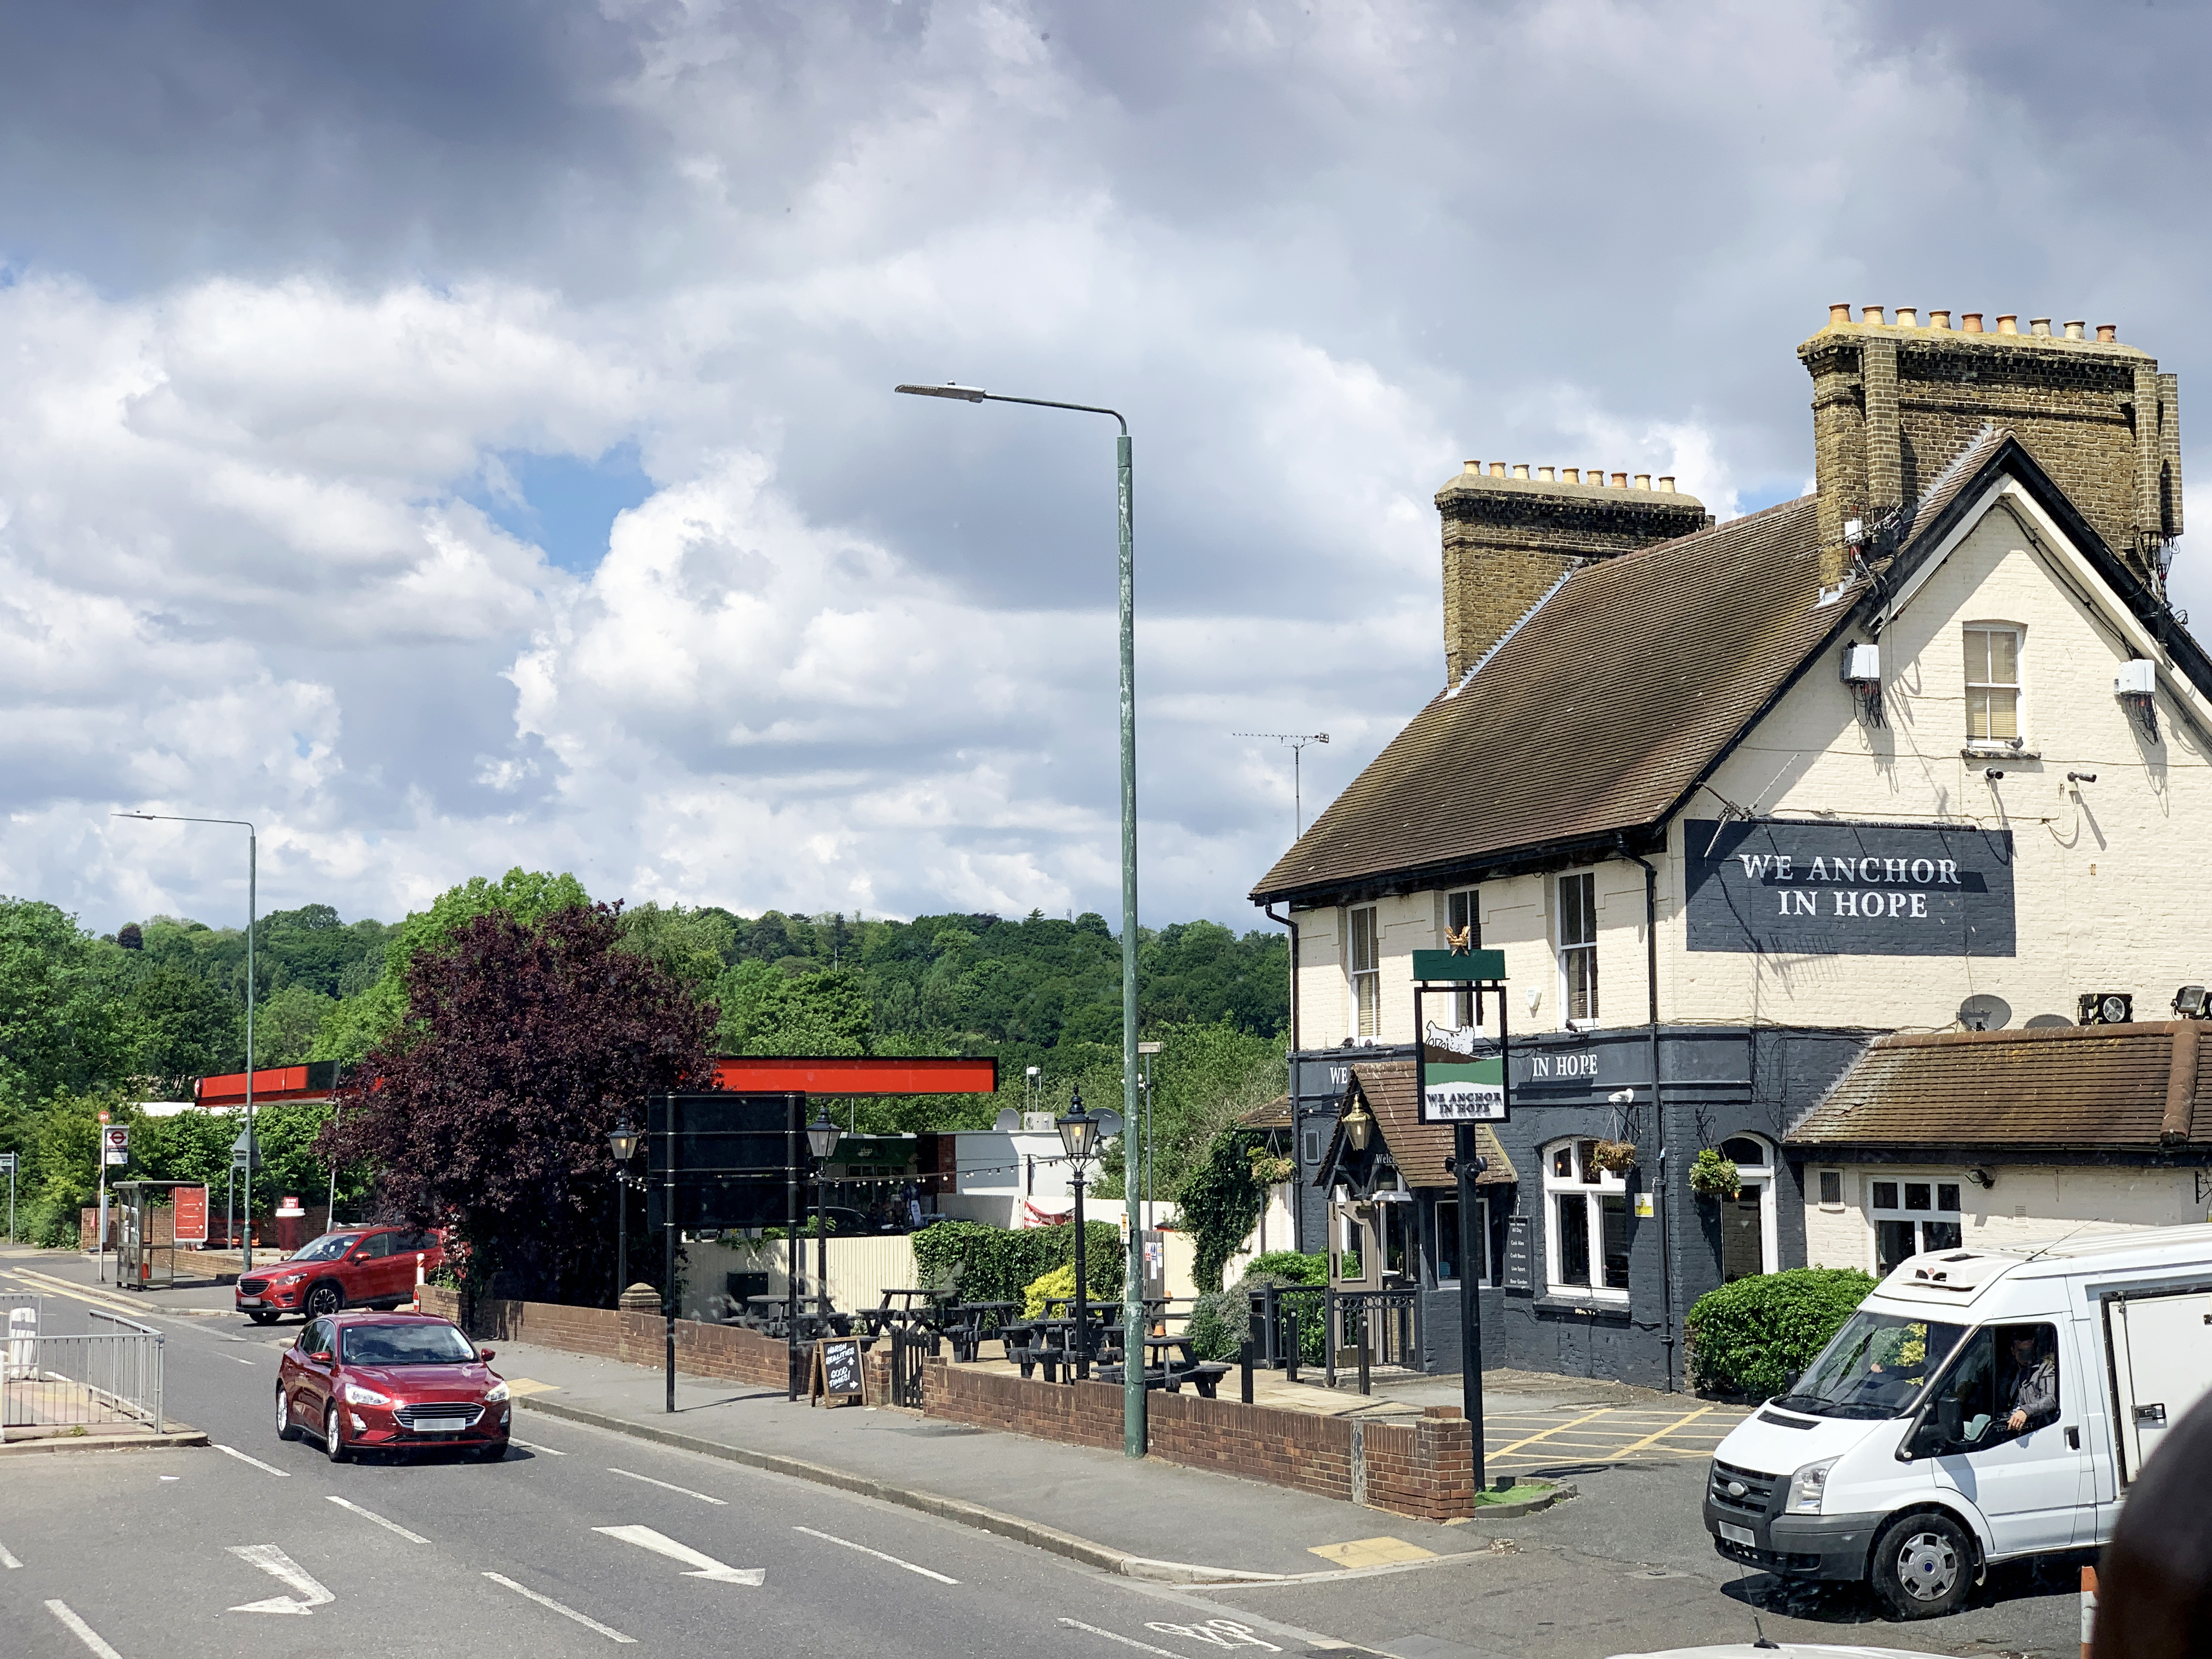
[[287, 1233, 362, 1264], [1771, 1311, 1967, 1420], [340, 1324, 478, 1366]]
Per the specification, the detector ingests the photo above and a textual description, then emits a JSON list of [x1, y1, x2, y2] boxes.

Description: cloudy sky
[[4, 0, 2208, 936]]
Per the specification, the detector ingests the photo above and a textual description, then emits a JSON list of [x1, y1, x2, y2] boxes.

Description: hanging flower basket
[[1590, 1139, 1639, 1176], [1248, 1151, 1296, 1186], [1689, 1147, 1742, 1200]]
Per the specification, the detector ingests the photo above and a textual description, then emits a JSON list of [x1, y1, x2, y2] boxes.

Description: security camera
[[1607, 1088, 1635, 1105], [1984, 769, 2006, 781]]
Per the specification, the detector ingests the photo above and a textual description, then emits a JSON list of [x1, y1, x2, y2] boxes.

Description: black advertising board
[[646, 1092, 804, 1232], [811, 1336, 865, 1406], [1684, 819, 2016, 957], [1502, 1215, 1534, 1293]]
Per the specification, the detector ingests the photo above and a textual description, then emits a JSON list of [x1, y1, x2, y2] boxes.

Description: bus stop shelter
[[108, 1180, 213, 1292]]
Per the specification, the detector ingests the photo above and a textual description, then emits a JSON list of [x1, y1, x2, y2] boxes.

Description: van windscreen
[[1772, 1311, 1966, 1420]]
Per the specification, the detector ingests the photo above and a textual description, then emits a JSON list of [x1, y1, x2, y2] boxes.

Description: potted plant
[[1590, 1139, 1638, 1175], [1689, 1147, 1742, 1200]]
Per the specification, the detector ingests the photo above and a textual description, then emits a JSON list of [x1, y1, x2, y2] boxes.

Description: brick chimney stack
[[1435, 463, 1708, 681], [1801, 307, 2181, 588]]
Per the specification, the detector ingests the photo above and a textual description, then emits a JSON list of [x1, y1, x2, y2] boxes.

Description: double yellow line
[[2, 1265, 201, 1322]]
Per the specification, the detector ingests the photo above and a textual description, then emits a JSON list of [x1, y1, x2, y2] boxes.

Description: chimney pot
[[1511, 464, 1530, 479], [2063, 320, 2085, 341], [1829, 302, 1852, 326], [1590, 464, 1606, 484], [1657, 476, 1676, 493], [1962, 312, 1985, 333], [1562, 468, 1581, 483], [1464, 459, 1481, 473], [1996, 314, 2019, 335], [1861, 306, 1886, 325], [1610, 472, 1628, 488], [1929, 310, 1952, 330], [1634, 473, 1652, 490], [2029, 317, 2052, 337], [1536, 466, 1555, 482], [2096, 323, 2118, 343], [1489, 462, 1506, 477], [1895, 307, 1918, 327]]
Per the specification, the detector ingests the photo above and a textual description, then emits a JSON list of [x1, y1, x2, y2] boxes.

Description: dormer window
[[1964, 625, 2022, 746]]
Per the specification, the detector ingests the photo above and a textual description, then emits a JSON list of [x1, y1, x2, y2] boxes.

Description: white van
[[1702, 1224, 2212, 1620]]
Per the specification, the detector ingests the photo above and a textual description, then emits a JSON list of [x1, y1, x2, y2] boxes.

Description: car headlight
[[1786, 1456, 1838, 1514], [484, 1381, 510, 1403], [342, 1383, 392, 1407]]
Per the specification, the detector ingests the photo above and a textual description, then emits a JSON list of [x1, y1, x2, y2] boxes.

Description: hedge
[[909, 1218, 1123, 1308], [1684, 1267, 1878, 1398]]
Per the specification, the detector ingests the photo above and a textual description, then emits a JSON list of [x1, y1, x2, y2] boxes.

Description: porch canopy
[[1314, 1059, 1517, 1195]]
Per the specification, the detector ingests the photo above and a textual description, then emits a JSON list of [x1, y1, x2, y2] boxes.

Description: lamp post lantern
[[608, 1121, 642, 1301], [1057, 1090, 1103, 1381], [896, 379, 1147, 1458], [116, 812, 259, 1269], [806, 1111, 842, 1325]]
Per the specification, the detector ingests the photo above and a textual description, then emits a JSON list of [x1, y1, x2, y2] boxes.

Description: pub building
[[1249, 305, 2212, 1389]]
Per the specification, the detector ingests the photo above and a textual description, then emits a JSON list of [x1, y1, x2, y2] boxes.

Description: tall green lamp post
[[893, 380, 1146, 1459]]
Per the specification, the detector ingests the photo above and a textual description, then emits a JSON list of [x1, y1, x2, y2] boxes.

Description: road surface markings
[[1145, 1620, 1282, 1651], [326, 1495, 430, 1544], [594, 1523, 765, 1585], [7, 1268, 183, 1321], [483, 1571, 637, 1642], [213, 1443, 291, 1477], [227, 1355, 257, 1365], [0, 1538, 21, 1568], [511, 1436, 567, 1455], [1059, 1618, 1184, 1656], [606, 1466, 726, 1504], [794, 1525, 958, 1583], [1606, 1405, 1718, 1459], [226, 1543, 336, 1615], [44, 1600, 126, 1659], [1485, 1406, 1615, 1458]]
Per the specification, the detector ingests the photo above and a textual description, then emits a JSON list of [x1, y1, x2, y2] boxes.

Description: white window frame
[[1542, 1137, 1629, 1303], [1718, 1134, 1780, 1277], [1867, 1173, 1966, 1274], [1963, 622, 2025, 750], [1556, 871, 1599, 1029], [1348, 904, 1381, 1040]]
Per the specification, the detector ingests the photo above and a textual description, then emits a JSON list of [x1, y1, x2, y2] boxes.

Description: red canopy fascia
[[193, 1064, 337, 1107], [708, 1056, 998, 1096]]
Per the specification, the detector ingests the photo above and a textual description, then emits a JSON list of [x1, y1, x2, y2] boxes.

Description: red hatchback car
[[276, 1311, 510, 1461], [236, 1225, 445, 1323]]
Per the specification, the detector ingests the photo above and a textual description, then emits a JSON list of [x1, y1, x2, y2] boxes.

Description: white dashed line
[[326, 1494, 430, 1544], [45, 1600, 126, 1659], [794, 1525, 958, 1583], [483, 1572, 636, 1643], [511, 1437, 567, 1455], [1058, 1618, 1183, 1657], [606, 1466, 726, 1504], [227, 1355, 256, 1365], [212, 1443, 291, 1477], [0, 1538, 21, 1568]]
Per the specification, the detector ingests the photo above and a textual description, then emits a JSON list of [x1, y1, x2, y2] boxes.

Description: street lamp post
[[1057, 1091, 1102, 1381], [896, 379, 1147, 1458], [807, 1112, 842, 1334], [114, 812, 258, 1272], [608, 1122, 643, 1301]]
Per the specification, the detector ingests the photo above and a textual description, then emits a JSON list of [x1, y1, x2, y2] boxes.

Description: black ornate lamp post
[[608, 1121, 643, 1303], [806, 1111, 842, 1329], [1057, 1090, 1103, 1380]]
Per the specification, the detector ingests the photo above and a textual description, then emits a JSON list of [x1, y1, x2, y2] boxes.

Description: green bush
[[910, 1218, 1122, 1308], [1188, 1267, 1327, 1363], [1685, 1267, 1878, 1398], [1246, 1249, 1327, 1285], [1021, 1263, 1076, 1319]]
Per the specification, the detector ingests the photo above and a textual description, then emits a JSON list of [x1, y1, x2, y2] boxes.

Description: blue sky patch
[[473, 441, 654, 573]]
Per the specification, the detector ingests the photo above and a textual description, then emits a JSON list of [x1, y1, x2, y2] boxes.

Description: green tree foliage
[[909, 1218, 1123, 1308], [1685, 1267, 1878, 1398], [0, 899, 132, 1104], [1177, 1128, 1268, 1293]]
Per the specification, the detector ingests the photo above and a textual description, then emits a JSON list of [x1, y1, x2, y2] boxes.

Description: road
[[1, 1249, 2085, 1658]]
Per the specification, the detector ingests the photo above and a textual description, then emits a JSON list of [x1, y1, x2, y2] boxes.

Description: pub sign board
[[1685, 819, 2016, 957], [1421, 1044, 1507, 1123]]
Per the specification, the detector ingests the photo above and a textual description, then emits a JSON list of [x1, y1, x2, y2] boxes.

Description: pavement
[[0, 1245, 2090, 1658]]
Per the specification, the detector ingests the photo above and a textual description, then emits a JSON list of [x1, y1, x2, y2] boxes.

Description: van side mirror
[[1900, 1417, 1948, 1461]]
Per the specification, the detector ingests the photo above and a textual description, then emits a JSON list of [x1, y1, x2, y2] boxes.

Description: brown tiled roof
[[1251, 494, 1846, 903], [1787, 1022, 2212, 1152], [1322, 1060, 1516, 1188], [1239, 1094, 1292, 1131]]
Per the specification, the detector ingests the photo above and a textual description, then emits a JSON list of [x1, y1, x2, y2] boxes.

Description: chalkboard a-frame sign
[[811, 1336, 865, 1407]]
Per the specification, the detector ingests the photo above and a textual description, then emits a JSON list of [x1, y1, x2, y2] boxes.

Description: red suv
[[275, 1311, 510, 1461], [236, 1226, 445, 1323]]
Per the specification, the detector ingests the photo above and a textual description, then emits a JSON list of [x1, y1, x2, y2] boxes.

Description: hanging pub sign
[[1684, 819, 2017, 957], [1412, 949, 1510, 1125]]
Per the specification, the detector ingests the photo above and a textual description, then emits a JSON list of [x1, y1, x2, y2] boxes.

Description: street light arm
[[894, 383, 1127, 436]]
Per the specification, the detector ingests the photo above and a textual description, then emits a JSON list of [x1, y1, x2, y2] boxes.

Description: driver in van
[[2001, 1327, 2057, 1434]]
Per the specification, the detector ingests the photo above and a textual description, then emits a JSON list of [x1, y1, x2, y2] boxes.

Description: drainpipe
[[1622, 843, 1677, 1392], [1265, 903, 1301, 1252]]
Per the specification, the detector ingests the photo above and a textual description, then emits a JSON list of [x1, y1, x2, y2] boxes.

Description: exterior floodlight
[[1342, 1101, 1375, 1153], [1057, 1090, 1101, 1166], [608, 1122, 641, 1164], [806, 1112, 842, 1162], [895, 382, 988, 402], [2175, 985, 2211, 1018]]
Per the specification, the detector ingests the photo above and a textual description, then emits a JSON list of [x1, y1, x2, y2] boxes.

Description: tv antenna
[[1234, 731, 1330, 836]]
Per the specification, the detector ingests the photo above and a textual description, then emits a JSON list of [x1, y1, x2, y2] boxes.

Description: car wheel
[[474, 1439, 510, 1463], [304, 1282, 344, 1319], [324, 1404, 350, 1464], [1871, 1510, 1973, 1620], [275, 1387, 301, 1443], [247, 1311, 278, 1325]]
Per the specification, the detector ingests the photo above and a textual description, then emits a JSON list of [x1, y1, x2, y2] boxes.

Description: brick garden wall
[[421, 1285, 799, 1391]]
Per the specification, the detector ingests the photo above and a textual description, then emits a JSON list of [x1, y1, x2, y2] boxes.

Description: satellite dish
[[2022, 1013, 2073, 1030], [1094, 1110, 1125, 1139], [1957, 994, 2012, 1032], [992, 1107, 1020, 1132]]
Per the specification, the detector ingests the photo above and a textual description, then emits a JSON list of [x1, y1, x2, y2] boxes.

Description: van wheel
[[1871, 1511, 1973, 1620]]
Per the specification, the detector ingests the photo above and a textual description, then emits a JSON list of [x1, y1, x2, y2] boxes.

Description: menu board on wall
[[1684, 819, 2016, 957], [1502, 1215, 1534, 1294]]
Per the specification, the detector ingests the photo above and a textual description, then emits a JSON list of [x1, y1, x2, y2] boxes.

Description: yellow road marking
[[3, 1268, 178, 1321], [1484, 1406, 1617, 1458], [1308, 1536, 1438, 1568]]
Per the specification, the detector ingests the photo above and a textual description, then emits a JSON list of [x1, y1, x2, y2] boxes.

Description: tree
[[323, 903, 712, 1305], [253, 984, 335, 1066], [121, 965, 241, 1098], [0, 899, 131, 1105]]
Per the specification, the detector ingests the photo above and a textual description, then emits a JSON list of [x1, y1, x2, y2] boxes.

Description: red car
[[275, 1311, 510, 1462], [236, 1225, 445, 1323]]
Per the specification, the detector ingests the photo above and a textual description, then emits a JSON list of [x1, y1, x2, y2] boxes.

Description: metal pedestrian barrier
[[2, 1303, 165, 1440]]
